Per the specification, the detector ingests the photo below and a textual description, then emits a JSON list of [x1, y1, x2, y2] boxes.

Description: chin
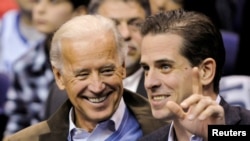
[[152, 110, 165, 119], [152, 109, 172, 120]]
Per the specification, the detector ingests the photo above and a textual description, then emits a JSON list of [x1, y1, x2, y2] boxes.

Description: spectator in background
[[44, 0, 151, 119], [0, 0, 44, 138], [0, 73, 10, 140], [3, 14, 166, 141], [149, 0, 183, 15], [3, 0, 90, 136], [89, 0, 150, 97], [0, 0, 45, 81]]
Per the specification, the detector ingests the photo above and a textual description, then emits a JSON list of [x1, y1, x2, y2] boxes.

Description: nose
[[144, 69, 161, 90], [88, 74, 105, 94], [118, 22, 131, 41]]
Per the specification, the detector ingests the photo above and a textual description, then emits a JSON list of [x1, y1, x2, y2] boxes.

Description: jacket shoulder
[[3, 121, 50, 141], [138, 125, 171, 141]]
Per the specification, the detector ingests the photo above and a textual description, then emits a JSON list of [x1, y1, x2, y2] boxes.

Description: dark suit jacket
[[138, 97, 250, 141], [44, 82, 67, 119], [44, 73, 147, 119], [3, 89, 168, 141], [137, 73, 147, 97]]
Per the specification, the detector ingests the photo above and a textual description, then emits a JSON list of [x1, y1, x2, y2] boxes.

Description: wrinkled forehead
[[60, 33, 119, 62]]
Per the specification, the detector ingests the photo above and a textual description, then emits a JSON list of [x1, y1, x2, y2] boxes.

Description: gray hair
[[50, 14, 127, 71]]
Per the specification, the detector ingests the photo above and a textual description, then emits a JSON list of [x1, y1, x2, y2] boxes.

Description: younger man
[[139, 10, 250, 141]]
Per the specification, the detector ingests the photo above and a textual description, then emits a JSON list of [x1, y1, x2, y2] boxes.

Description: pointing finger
[[192, 67, 202, 95]]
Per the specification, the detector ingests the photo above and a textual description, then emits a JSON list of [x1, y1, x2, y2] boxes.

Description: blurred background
[[1, 0, 249, 140]]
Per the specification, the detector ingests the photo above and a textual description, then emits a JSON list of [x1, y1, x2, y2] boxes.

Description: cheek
[[131, 33, 142, 45], [65, 79, 85, 96], [175, 73, 193, 103]]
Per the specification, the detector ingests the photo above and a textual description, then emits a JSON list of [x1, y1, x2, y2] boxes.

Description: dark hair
[[141, 9, 225, 93], [88, 0, 151, 16], [71, 0, 91, 9]]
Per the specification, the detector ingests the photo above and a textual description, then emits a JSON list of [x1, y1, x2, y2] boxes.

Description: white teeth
[[152, 96, 166, 101], [88, 96, 107, 103]]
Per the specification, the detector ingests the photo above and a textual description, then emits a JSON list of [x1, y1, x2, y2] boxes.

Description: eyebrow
[[127, 17, 144, 23], [110, 17, 143, 23], [73, 64, 116, 74], [73, 68, 88, 75], [140, 59, 175, 66], [155, 59, 174, 64]]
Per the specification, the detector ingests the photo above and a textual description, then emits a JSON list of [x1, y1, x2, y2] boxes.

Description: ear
[[52, 66, 66, 90], [73, 5, 88, 16], [199, 58, 216, 85]]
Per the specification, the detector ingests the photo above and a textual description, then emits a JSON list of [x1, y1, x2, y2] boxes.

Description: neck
[[74, 110, 96, 132], [173, 120, 193, 141]]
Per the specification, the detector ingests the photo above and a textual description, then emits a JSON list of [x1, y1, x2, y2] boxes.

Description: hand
[[166, 67, 225, 140]]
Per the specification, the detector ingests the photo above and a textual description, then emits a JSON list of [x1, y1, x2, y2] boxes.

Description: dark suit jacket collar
[[40, 100, 71, 140], [220, 96, 241, 124], [137, 73, 147, 97]]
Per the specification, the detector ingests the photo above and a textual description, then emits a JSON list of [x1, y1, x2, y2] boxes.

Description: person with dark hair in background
[[149, 0, 183, 15], [3, 14, 166, 141], [138, 9, 250, 141]]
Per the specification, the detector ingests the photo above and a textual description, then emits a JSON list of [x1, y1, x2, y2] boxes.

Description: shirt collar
[[168, 122, 175, 141], [123, 68, 143, 92], [68, 97, 126, 134], [216, 95, 221, 103]]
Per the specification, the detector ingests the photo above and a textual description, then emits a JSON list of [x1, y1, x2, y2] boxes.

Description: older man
[[3, 14, 166, 141]]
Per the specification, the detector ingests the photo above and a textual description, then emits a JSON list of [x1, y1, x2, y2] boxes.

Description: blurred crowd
[[0, 0, 249, 140]]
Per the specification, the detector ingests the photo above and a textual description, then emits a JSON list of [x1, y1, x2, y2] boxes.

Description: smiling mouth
[[152, 95, 170, 101], [127, 46, 136, 54], [87, 96, 107, 103], [81, 92, 111, 103]]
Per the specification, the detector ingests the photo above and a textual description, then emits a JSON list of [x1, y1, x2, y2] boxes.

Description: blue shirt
[[68, 97, 142, 141]]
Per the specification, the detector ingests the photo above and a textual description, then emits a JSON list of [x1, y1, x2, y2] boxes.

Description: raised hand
[[166, 67, 225, 140]]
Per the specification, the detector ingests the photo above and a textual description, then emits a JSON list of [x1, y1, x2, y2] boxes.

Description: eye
[[101, 68, 115, 76], [130, 21, 143, 28], [161, 64, 170, 72], [141, 65, 149, 72], [128, 19, 144, 31], [141, 64, 149, 75], [76, 72, 88, 80]]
